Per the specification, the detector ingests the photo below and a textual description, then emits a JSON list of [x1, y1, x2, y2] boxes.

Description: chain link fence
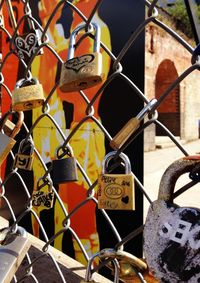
[[0, 0, 200, 282]]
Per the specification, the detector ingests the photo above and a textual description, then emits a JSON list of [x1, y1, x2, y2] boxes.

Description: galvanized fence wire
[[0, 0, 199, 282]]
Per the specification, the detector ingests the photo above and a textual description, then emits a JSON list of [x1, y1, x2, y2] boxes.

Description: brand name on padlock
[[64, 54, 95, 73], [104, 184, 124, 199], [159, 219, 200, 250]]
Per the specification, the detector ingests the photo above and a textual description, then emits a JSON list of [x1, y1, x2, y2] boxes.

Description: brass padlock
[[98, 248, 147, 282], [110, 99, 157, 150], [12, 77, 44, 111], [0, 111, 24, 166], [13, 138, 34, 170], [32, 177, 54, 209], [51, 145, 78, 184], [59, 22, 103, 92], [97, 151, 135, 210]]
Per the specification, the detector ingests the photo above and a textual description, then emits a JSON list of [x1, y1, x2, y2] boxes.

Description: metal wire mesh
[[0, 0, 199, 282]]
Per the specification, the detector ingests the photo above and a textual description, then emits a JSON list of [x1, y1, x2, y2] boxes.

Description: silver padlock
[[97, 151, 135, 210], [0, 111, 24, 166], [0, 226, 30, 283], [59, 22, 103, 92]]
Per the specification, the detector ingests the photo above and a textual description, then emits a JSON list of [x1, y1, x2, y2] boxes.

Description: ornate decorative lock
[[12, 77, 44, 111], [143, 156, 200, 283], [13, 138, 34, 170], [51, 146, 78, 184], [0, 226, 30, 283], [0, 111, 24, 166], [59, 22, 103, 92], [98, 248, 148, 282], [7, 0, 44, 60], [97, 151, 135, 210], [32, 177, 54, 209]]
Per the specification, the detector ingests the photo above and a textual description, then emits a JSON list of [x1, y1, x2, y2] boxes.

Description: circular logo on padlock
[[104, 184, 124, 199]]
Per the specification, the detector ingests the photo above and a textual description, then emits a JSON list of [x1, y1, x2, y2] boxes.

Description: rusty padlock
[[32, 177, 54, 209], [0, 111, 24, 166], [51, 145, 78, 184], [13, 138, 34, 170], [59, 22, 103, 92], [143, 156, 200, 283], [97, 151, 135, 210], [0, 225, 30, 283], [12, 77, 44, 111], [98, 248, 147, 282]]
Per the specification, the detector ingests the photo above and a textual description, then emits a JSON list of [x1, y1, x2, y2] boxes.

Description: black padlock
[[51, 146, 78, 184], [143, 156, 200, 283]]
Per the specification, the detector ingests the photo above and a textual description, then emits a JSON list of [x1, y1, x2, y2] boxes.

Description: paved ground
[[143, 138, 200, 219]]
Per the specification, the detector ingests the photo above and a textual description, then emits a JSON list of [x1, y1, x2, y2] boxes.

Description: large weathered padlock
[[12, 77, 44, 111], [0, 111, 24, 166], [51, 146, 78, 184], [59, 22, 103, 92], [13, 138, 34, 170], [97, 151, 135, 210], [143, 156, 200, 283], [32, 177, 55, 209], [0, 226, 30, 283]]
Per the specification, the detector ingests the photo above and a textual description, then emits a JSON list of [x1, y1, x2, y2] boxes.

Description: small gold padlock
[[59, 22, 103, 92], [12, 77, 44, 111], [97, 151, 135, 210], [13, 138, 34, 170], [32, 177, 54, 209], [0, 111, 24, 166]]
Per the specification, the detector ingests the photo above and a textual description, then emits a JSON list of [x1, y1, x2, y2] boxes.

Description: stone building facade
[[144, 23, 200, 151]]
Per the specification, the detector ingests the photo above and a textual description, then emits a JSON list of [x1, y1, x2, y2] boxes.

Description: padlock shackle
[[15, 77, 39, 89], [67, 22, 101, 60], [102, 151, 131, 174], [0, 111, 24, 138], [98, 248, 147, 273], [158, 156, 200, 202]]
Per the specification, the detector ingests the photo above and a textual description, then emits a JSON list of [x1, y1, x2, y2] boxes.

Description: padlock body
[[12, 83, 44, 111], [97, 173, 135, 210], [3, 119, 15, 137], [0, 133, 16, 166], [32, 190, 54, 209], [51, 157, 78, 184], [144, 200, 200, 283], [13, 153, 34, 170], [59, 52, 103, 92]]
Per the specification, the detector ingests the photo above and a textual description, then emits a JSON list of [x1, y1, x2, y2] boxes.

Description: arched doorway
[[155, 59, 180, 136]]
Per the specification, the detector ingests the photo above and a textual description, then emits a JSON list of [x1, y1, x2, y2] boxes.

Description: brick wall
[[144, 23, 200, 151]]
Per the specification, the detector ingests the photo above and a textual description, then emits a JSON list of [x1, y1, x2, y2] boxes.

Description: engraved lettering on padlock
[[59, 22, 103, 92], [51, 146, 78, 184], [98, 151, 135, 210], [0, 111, 24, 166], [32, 177, 54, 209], [143, 156, 200, 283], [12, 77, 44, 111], [13, 138, 34, 170], [15, 32, 39, 60]]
